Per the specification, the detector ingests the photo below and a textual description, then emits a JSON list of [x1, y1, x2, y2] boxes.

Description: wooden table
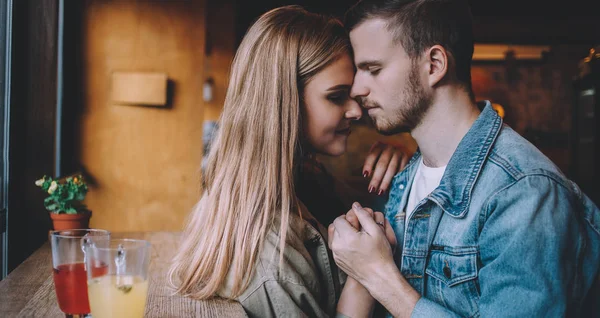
[[0, 232, 247, 317]]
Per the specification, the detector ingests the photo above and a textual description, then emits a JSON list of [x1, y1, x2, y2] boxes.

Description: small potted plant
[[35, 173, 92, 230]]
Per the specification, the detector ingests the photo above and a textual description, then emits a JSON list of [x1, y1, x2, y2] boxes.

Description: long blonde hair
[[168, 6, 351, 299]]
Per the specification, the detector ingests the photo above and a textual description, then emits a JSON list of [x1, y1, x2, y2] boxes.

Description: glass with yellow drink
[[85, 238, 151, 318]]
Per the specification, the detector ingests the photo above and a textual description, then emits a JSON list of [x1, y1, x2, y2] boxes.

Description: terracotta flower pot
[[49, 211, 92, 230]]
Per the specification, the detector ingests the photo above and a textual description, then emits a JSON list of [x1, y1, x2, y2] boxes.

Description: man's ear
[[425, 45, 448, 87]]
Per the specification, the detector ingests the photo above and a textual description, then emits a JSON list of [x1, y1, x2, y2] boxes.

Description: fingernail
[[353, 202, 362, 209], [368, 186, 374, 193], [363, 171, 369, 178], [377, 189, 383, 196]]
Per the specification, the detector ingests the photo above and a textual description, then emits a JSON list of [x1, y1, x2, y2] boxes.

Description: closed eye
[[327, 91, 349, 104], [368, 67, 381, 76], [357, 61, 383, 76]]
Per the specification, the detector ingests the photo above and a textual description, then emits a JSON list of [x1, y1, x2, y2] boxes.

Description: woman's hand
[[362, 141, 411, 195]]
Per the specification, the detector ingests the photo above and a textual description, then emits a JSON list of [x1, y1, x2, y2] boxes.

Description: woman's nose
[[345, 99, 362, 121]]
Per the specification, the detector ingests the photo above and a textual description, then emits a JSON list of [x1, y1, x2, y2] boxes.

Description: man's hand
[[330, 203, 396, 284], [327, 207, 373, 248], [330, 202, 420, 318], [363, 141, 411, 195], [329, 207, 380, 318], [327, 207, 396, 253]]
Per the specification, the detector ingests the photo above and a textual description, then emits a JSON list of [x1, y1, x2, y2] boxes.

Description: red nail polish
[[369, 186, 374, 193], [363, 171, 369, 178], [377, 189, 383, 196]]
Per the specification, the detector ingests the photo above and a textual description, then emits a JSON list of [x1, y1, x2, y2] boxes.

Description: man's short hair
[[346, 0, 475, 96]]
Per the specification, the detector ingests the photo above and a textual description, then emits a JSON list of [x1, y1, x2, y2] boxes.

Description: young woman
[[169, 6, 402, 317]]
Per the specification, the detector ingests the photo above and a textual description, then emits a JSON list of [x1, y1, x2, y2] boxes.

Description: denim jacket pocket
[[426, 245, 478, 286], [425, 246, 480, 317]]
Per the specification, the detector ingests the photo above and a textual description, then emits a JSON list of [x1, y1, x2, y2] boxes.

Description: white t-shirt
[[405, 158, 447, 226]]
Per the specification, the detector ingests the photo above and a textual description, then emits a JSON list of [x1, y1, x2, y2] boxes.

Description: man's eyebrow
[[356, 60, 382, 70]]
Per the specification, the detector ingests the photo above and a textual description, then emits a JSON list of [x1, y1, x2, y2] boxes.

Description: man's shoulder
[[487, 124, 569, 186]]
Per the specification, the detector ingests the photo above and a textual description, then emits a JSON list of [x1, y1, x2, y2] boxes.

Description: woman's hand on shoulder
[[362, 141, 411, 196]]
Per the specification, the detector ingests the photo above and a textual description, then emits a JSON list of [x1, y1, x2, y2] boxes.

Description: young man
[[329, 0, 600, 317]]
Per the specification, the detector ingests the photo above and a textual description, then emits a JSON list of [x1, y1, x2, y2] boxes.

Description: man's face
[[349, 18, 432, 135]]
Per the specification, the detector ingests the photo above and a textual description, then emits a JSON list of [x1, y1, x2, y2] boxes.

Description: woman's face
[[302, 54, 362, 157]]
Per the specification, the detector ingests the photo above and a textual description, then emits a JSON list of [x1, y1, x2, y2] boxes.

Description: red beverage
[[52, 262, 108, 314]]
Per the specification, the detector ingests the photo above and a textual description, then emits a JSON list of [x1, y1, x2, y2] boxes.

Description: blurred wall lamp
[[473, 44, 551, 61], [203, 77, 214, 102]]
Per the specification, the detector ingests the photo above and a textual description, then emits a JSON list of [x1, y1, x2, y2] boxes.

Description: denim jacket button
[[399, 184, 405, 190], [443, 265, 452, 279]]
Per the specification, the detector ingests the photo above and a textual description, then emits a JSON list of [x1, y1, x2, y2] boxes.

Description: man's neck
[[411, 89, 480, 168]]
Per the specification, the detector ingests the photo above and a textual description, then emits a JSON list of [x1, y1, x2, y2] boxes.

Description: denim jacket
[[384, 101, 600, 317]]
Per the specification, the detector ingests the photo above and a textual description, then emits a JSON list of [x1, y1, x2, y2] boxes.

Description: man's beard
[[363, 64, 432, 136]]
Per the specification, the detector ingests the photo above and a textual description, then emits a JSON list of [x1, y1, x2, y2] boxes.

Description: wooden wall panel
[[204, 0, 235, 121], [8, 0, 57, 272], [78, 0, 206, 232]]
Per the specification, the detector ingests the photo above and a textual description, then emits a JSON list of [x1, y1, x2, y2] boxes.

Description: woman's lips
[[335, 127, 351, 136]]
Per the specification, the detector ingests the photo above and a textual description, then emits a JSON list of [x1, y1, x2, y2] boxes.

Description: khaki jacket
[[219, 203, 346, 317]]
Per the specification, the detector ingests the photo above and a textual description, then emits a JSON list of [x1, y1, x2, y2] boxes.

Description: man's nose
[[350, 74, 369, 100]]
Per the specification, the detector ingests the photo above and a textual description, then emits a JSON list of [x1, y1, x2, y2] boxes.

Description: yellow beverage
[[87, 275, 148, 318]]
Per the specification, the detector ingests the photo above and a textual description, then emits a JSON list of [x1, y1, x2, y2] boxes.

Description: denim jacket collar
[[403, 101, 502, 218]]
